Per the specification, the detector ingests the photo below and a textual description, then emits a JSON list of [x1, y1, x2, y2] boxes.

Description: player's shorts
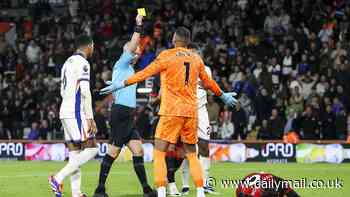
[[155, 116, 198, 144], [61, 118, 92, 143], [198, 105, 211, 141], [110, 104, 140, 147]]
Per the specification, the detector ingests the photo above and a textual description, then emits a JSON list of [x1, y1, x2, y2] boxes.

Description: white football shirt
[[197, 66, 212, 108], [59, 54, 93, 119]]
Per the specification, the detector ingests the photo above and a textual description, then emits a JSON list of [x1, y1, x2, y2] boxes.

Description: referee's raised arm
[[113, 14, 144, 71], [124, 14, 143, 53]]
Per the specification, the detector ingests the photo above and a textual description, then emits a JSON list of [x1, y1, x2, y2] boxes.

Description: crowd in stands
[[1, 0, 350, 141]]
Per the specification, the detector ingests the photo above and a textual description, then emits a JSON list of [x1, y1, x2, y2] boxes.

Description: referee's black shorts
[[109, 104, 140, 147]]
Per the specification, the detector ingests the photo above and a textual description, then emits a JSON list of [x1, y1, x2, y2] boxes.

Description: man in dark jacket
[[299, 106, 319, 139], [267, 108, 284, 139], [231, 103, 247, 140], [320, 105, 336, 139]]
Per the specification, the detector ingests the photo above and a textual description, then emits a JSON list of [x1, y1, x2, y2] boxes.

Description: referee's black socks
[[96, 154, 115, 193], [132, 156, 153, 193]]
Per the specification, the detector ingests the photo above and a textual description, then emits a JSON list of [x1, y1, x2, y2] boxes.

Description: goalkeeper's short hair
[[175, 26, 191, 45]]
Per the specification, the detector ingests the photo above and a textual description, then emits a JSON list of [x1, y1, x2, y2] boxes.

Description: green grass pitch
[[0, 161, 349, 196]]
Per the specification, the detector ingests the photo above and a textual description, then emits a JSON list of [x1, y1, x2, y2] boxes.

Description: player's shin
[[71, 168, 82, 197], [186, 152, 204, 188], [166, 153, 183, 195], [199, 156, 210, 185], [77, 147, 98, 165], [95, 154, 116, 192], [69, 151, 82, 197], [154, 149, 167, 187], [154, 148, 167, 197], [166, 153, 177, 183], [132, 156, 153, 193], [182, 159, 190, 189]]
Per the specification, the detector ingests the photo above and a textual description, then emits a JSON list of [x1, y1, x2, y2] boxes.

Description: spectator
[[231, 103, 247, 140], [320, 105, 336, 139], [255, 88, 274, 122], [267, 108, 284, 139], [28, 122, 40, 140], [299, 106, 319, 139], [25, 40, 41, 64], [219, 106, 234, 140], [336, 109, 347, 140], [257, 120, 270, 140], [39, 119, 50, 140], [0, 120, 11, 139], [284, 109, 297, 134]]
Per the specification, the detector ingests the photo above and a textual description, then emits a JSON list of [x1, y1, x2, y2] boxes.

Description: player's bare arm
[[124, 14, 143, 53]]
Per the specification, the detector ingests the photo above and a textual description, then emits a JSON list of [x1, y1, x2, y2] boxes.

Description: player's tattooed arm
[[124, 14, 143, 53]]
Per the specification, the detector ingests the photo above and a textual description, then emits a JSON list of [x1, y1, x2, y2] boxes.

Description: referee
[[93, 14, 156, 197]]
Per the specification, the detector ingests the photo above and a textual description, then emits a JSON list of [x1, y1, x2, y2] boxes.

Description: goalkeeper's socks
[[96, 154, 115, 192], [132, 156, 152, 193]]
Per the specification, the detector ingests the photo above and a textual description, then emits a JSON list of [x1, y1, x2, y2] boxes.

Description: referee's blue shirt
[[112, 51, 137, 108]]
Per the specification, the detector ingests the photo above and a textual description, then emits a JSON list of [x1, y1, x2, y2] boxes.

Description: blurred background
[[1, 0, 350, 144]]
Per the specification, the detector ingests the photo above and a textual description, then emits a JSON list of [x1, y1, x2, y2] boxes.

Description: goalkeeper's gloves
[[100, 80, 125, 95], [220, 92, 238, 107]]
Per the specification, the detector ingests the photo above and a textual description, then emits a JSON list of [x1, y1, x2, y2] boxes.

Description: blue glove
[[100, 80, 125, 95], [220, 92, 238, 107]]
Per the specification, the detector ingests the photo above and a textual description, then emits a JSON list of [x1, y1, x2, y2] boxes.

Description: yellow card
[[137, 8, 146, 16]]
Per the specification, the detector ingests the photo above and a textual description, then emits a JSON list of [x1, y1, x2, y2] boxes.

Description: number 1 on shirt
[[184, 62, 190, 85]]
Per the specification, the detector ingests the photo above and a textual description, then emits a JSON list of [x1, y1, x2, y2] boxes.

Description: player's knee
[[154, 138, 169, 152], [183, 143, 196, 153], [131, 146, 144, 156], [82, 139, 97, 149], [198, 139, 209, 157], [167, 144, 176, 151], [67, 142, 81, 151], [107, 144, 120, 158]]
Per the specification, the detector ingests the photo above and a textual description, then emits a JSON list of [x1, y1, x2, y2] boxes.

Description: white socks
[[76, 147, 99, 165], [157, 186, 166, 197], [199, 156, 210, 185], [69, 151, 82, 197], [55, 147, 98, 184], [181, 159, 190, 188], [197, 187, 205, 197]]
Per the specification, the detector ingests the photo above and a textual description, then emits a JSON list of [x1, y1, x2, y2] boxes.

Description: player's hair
[[175, 26, 191, 45], [75, 35, 93, 49]]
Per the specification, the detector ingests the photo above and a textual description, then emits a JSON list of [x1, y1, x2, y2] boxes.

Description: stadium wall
[[0, 140, 349, 164]]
